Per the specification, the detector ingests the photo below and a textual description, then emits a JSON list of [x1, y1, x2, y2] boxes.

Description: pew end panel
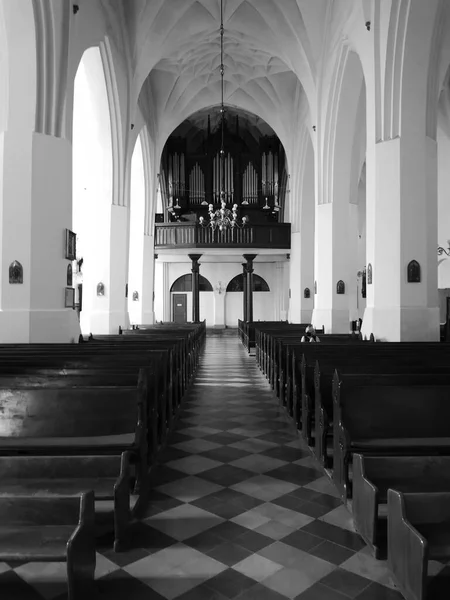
[[387, 490, 430, 600], [352, 454, 381, 557], [0, 492, 96, 599], [66, 491, 97, 599]]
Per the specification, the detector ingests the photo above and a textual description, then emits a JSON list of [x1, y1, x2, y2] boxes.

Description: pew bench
[[388, 490, 450, 600], [314, 367, 450, 468], [0, 385, 148, 495], [0, 492, 95, 599], [332, 375, 450, 501], [352, 454, 450, 559], [0, 453, 131, 552]]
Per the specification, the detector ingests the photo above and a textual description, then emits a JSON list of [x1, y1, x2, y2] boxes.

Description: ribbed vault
[[107, 0, 328, 148]]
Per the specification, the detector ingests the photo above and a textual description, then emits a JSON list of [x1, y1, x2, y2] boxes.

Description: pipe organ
[[189, 163, 206, 205], [167, 152, 185, 200], [262, 151, 279, 200], [242, 163, 258, 204], [161, 126, 287, 222], [212, 152, 234, 203]]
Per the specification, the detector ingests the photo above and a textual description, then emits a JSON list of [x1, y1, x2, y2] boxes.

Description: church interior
[[1, 0, 450, 599]]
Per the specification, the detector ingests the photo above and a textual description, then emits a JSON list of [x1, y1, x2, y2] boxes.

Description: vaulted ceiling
[[105, 0, 329, 147]]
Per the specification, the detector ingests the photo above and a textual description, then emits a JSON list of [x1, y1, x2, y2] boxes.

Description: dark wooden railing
[[154, 223, 291, 249]]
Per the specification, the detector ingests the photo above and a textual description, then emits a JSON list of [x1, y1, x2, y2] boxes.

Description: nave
[[5, 333, 449, 600]]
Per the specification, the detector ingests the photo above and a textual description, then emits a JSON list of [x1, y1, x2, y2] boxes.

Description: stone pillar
[[362, 135, 439, 341], [243, 254, 257, 323], [189, 254, 202, 323], [312, 203, 351, 333], [0, 131, 80, 342], [242, 263, 248, 321]]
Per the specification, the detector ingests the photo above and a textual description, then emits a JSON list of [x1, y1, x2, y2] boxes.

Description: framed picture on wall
[[65, 229, 76, 260], [65, 287, 75, 308]]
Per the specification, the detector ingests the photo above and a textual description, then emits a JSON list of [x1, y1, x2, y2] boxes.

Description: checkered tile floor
[[2, 333, 450, 599]]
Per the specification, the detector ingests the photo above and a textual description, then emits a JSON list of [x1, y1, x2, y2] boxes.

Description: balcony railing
[[154, 223, 291, 249]]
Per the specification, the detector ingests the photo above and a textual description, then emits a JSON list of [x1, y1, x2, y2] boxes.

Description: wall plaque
[[97, 282, 105, 296], [64, 229, 76, 260], [132, 291, 139, 301], [304, 287, 310, 299], [314, 281, 317, 294], [336, 280, 345, 295], [407, 260, 421, 283], [367, 263, 372, 284], [9, 260, 23, 284]]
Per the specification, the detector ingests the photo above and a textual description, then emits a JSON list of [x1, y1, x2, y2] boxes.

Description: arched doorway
[[170, 274, 213, 323]]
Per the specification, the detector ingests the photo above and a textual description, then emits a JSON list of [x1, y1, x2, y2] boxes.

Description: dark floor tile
[[206, 540, 253, 566], [203, 420, 242, 430], [313, 494, 343, 510], [167, 432, 192, 444], [256, 432, 294, 444], [203, 433, 249, 445], [184, 528, 225, 552], [200, 446, 249, 463], [210, 489, 252, 503], [272, 493, 311, 513], [96, 569, 166, 599], [139, 491, 183, 516], [148, 465, 187, 486], [100, 546, 151, 568], [177, 583, 228, 600], [256, 421, 291, 431], [157, 446, 191, 463], [128, 521, 177, 553], [295, 501, 336, 518], [289, 487, 323, 502], [235, 529, 274, 552], [295, 582, 351, 599], [265, 464, 323, 486], [282, 529, 324, 552], [302, 521, 366, 552], [355, 581, 404, 600], [199, 500, 250, 519], [230, 494, 265, 511], [261, 446, 310, 462], [236, 582, 289, 599], [209, 521, 250, 541], [0, 570, 44, 600], [198, 465, 255, 486], [309, 540, 356, 565], [320, 568, 372, 598], [206, 569, 257, 599]]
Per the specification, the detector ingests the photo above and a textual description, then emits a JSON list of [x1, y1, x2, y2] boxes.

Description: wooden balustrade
[[154, 223, 291, 249]]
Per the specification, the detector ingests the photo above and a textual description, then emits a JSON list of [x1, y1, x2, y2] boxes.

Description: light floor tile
[[231, 509, 272, 530], [156, 475, 224, 502], [14, 562, 68, 600], [262, 562, 336, 598], [146, 504, 225, 541], [229, 454, 288, 474], [319, 504, 356, 533], [253, 520, 297, 540], [304, 475, 341, 498], [166, 455, 224, 475], [233, 554, 283, 582], [340, 547, 399, 589]]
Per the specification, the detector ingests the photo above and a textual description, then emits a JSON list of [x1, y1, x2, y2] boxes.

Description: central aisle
[[107, 334, 402, 600]]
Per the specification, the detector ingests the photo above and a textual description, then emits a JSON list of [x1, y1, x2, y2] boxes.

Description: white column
[[312, 202, 351, 333], [362, 136, 439, 341], [0, 131, 80, 342]]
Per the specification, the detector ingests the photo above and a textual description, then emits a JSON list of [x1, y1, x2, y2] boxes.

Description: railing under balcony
[[154, 223, 291, 249]]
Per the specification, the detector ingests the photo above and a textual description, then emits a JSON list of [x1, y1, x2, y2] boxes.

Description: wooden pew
[[296, 343, 450, 446], [0, 492, 95, 599], [388, 490, 450, 600], [0, 452, 131, 552], [332, 373, 450, 501], [352, 454, 450, 558], [0, 385, 148, 494], [313, 365, 450, 468]]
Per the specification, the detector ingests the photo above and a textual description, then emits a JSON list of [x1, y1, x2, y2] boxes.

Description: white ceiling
[[110, 0, 328, 148]]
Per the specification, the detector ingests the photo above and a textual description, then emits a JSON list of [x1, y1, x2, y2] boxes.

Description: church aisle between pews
[[2, 333, 449, 600]]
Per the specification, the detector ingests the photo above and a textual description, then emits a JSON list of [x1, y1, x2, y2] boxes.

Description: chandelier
[[200, 201, 247, 231], [199, 0, 247, 232]]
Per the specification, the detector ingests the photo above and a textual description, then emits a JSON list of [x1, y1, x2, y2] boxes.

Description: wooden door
[[173, 294, 187, 323]]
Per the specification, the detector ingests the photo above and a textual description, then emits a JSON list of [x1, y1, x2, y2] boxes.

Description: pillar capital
[[189, 254, 202, 274]]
